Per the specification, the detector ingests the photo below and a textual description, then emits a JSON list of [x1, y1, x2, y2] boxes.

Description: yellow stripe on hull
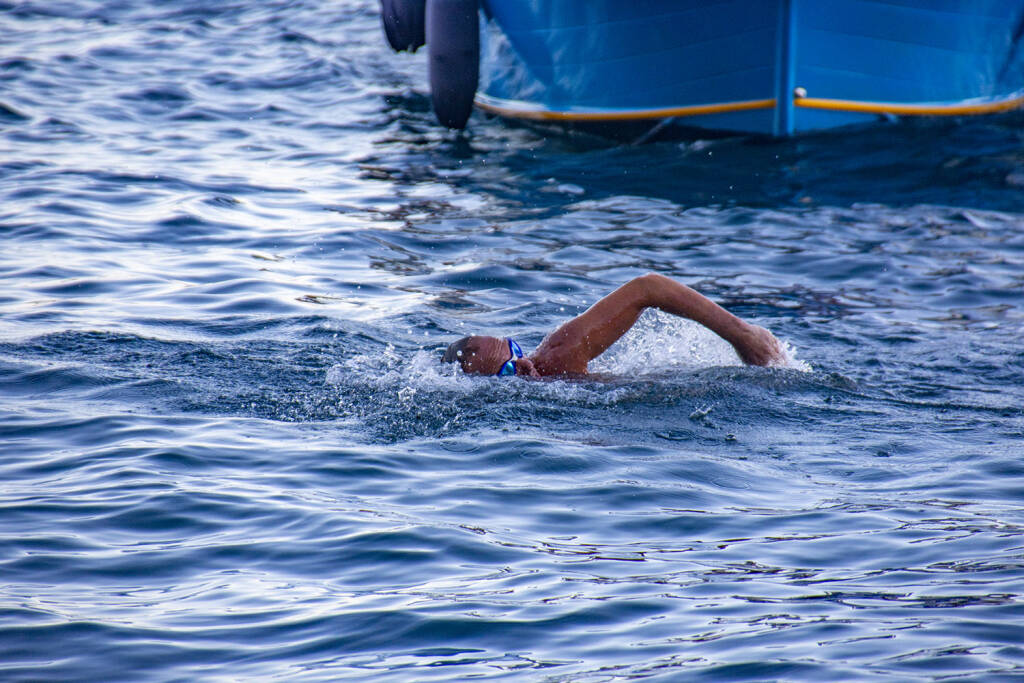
[[794, 94, 1024, 117], [474, 95, 777, 122]]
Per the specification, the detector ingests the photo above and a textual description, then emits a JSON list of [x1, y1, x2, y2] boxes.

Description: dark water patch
[[0, 58, 35, 75], [167, 107, 222, 122], [118, 85, 192, 107], [0, 101, 30, 123]]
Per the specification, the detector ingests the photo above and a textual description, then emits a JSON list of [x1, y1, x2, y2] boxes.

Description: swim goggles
[[496, 338, 524, 377]]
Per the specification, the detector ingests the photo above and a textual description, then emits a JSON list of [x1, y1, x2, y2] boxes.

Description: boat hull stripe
[[794, 94, 1024, 116], [475, 92, 1024, 124], [474, 96, 777, 122]]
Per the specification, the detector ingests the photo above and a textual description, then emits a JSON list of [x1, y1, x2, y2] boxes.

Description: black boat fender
[[380, 0, 425, 52], [426, 0, 479, 129]]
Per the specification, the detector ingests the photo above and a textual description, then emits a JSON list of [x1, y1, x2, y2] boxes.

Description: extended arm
[[530, 273, 783, 375]]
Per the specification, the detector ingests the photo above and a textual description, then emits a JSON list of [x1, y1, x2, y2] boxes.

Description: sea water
[[2, 2, 1024, 680]]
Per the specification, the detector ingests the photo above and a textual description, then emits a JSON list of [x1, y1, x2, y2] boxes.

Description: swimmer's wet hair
[[441, 336, 474, 367]]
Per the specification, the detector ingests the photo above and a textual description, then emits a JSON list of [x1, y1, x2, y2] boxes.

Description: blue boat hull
[[475, 0, 1024, 136]]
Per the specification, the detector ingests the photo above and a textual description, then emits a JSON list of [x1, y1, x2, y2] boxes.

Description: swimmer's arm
[[531, 273, 783, 372]]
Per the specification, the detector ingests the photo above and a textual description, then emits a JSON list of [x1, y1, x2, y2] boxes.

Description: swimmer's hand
[[734, 324, 785, 367]]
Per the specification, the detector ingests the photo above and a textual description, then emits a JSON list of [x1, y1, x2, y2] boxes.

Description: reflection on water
[[1, 0, 1023, 680]]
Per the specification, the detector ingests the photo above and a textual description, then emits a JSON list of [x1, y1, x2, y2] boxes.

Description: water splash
[[327, 345, 640, 412], [777, 339, 812, 372], [590, 309, 810, 375]]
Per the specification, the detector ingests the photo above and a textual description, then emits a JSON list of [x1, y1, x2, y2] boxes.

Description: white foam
[[777, 340, 812, 373], [590, 310, 739, 375], [327, 345, 467, 392], [327, 345, 640, 409], [590, 309, 811, 375]]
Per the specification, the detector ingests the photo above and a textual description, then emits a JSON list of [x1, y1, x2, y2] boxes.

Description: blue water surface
[[2, 2, 1024, 680]]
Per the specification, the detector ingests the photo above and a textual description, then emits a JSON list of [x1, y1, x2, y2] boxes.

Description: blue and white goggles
[[496, 338, 524, 377]]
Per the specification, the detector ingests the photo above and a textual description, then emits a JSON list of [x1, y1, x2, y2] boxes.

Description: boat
[[380, 0, 1024, 136]]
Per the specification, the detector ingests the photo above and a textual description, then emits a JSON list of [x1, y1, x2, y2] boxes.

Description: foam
[[591, 310, 811, 375]]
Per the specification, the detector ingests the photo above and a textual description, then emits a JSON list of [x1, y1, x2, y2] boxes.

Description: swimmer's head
[[441, 335, 539, 377]]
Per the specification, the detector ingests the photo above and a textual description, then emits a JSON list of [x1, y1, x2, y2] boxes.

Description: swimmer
[[442, 273, 784, 377]]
